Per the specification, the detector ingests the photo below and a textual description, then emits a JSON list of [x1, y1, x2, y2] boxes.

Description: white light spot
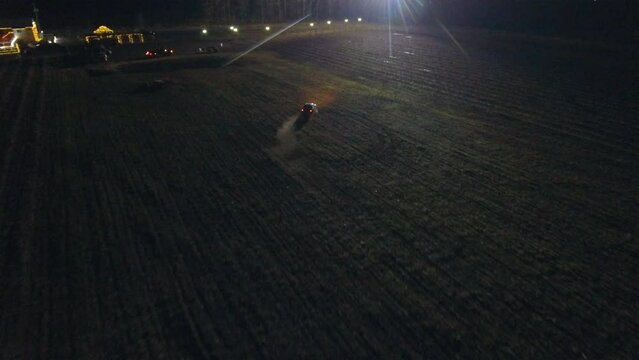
[[326, 20, 332, 25], [265, 26, 270, 31]]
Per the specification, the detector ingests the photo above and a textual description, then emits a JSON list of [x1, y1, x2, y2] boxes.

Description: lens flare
[[223, 14, 311, 67]]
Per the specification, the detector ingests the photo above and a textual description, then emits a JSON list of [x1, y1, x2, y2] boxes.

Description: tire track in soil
[[326, 102, 636, 261], [191, 91, 436, 356], [315, 101, 638, 306], [272, 143, 582, 357], [170, 71, 452, 356], [272, 34, 639, 245], [252, 50, 632, 284], [273, 129, 621, 358], [2, 30, 635, 358], [208, 74, 562, 356], [271, 35, 638, 155], [236, 60, 636, 300], [225, 57, 636, 358], [318, 105, 636, 356]]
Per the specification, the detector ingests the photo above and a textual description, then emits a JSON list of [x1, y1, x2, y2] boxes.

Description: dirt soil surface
[[0, 26, 638, 358]]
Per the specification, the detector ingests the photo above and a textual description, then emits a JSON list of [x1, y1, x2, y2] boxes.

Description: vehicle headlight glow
[[310, 23, 314, 27], [358, 18, 362, 22], [265, 26, 270, 31], [344, 19, 349, 23], [326, 20, 331, 25], [202, 29, 208, 34]]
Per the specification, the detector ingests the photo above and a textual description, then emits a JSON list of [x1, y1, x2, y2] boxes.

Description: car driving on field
[[293, 103, 318, 131]]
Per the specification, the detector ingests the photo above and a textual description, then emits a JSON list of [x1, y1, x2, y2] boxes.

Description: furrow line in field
[[0, 61, 31, 176], [215, 83, 564, 354], [28, 62, 50, 359], [54, 79, 184, 357], [277, 44, 638, 150], [269, 145, 573, 357], [288, 35, 639, 135], [0, 60, 44, 359], [125, 114, 258, 357], [0, 60, 20, 115], [240, 56, 636, 292], [308, 103, 636, 334], [99, 88, 350, 354], [358, 101, 635, 241], [208, 91, 432, 356], [184, 86, 459, 355], [232, 62, 632, 270], [85, 115, 214, 356], [321, 103, 637, 299], [293, 137, 617, 358], [284, 30, 638, 123]]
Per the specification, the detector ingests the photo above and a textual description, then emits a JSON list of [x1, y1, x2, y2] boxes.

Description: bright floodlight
[[229, 26, 235, 30], [233, 27, 238, 32], [265, 26, 270, 31], [326, 20, 332, 25], [344, 19, 349, 23], [358, 18, 362, 22], [310, 22, 314, 27], [202, 29, 208, 34]]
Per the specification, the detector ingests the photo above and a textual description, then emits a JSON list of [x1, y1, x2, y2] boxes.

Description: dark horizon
[[3, 1, 639, 40]]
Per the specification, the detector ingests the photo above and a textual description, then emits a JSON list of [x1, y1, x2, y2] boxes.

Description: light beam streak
[[223, 14, 311, 67], [435, 17, 468, 59], [388, 0, 393, 58]]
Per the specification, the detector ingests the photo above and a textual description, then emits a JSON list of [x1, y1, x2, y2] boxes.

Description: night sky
[[2, 0, 638, 39]]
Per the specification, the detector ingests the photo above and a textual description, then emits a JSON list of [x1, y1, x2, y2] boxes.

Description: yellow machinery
[[84, 25, 145, 45], [0, 20, 41, 55]]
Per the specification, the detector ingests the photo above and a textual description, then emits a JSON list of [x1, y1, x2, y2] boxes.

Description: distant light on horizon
[[358, 18, 362, 22], [265, 26, 270, 31], [233, 27, 238, 32], [229, 26, 235, 30], [201, 29, 207, 34], [326, 20, 332, 25], [344, 19, 349, 23], [310, 22, 314, 27]]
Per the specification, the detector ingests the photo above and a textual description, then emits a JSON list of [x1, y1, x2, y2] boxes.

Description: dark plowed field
[[0, 27, 637, 358]]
